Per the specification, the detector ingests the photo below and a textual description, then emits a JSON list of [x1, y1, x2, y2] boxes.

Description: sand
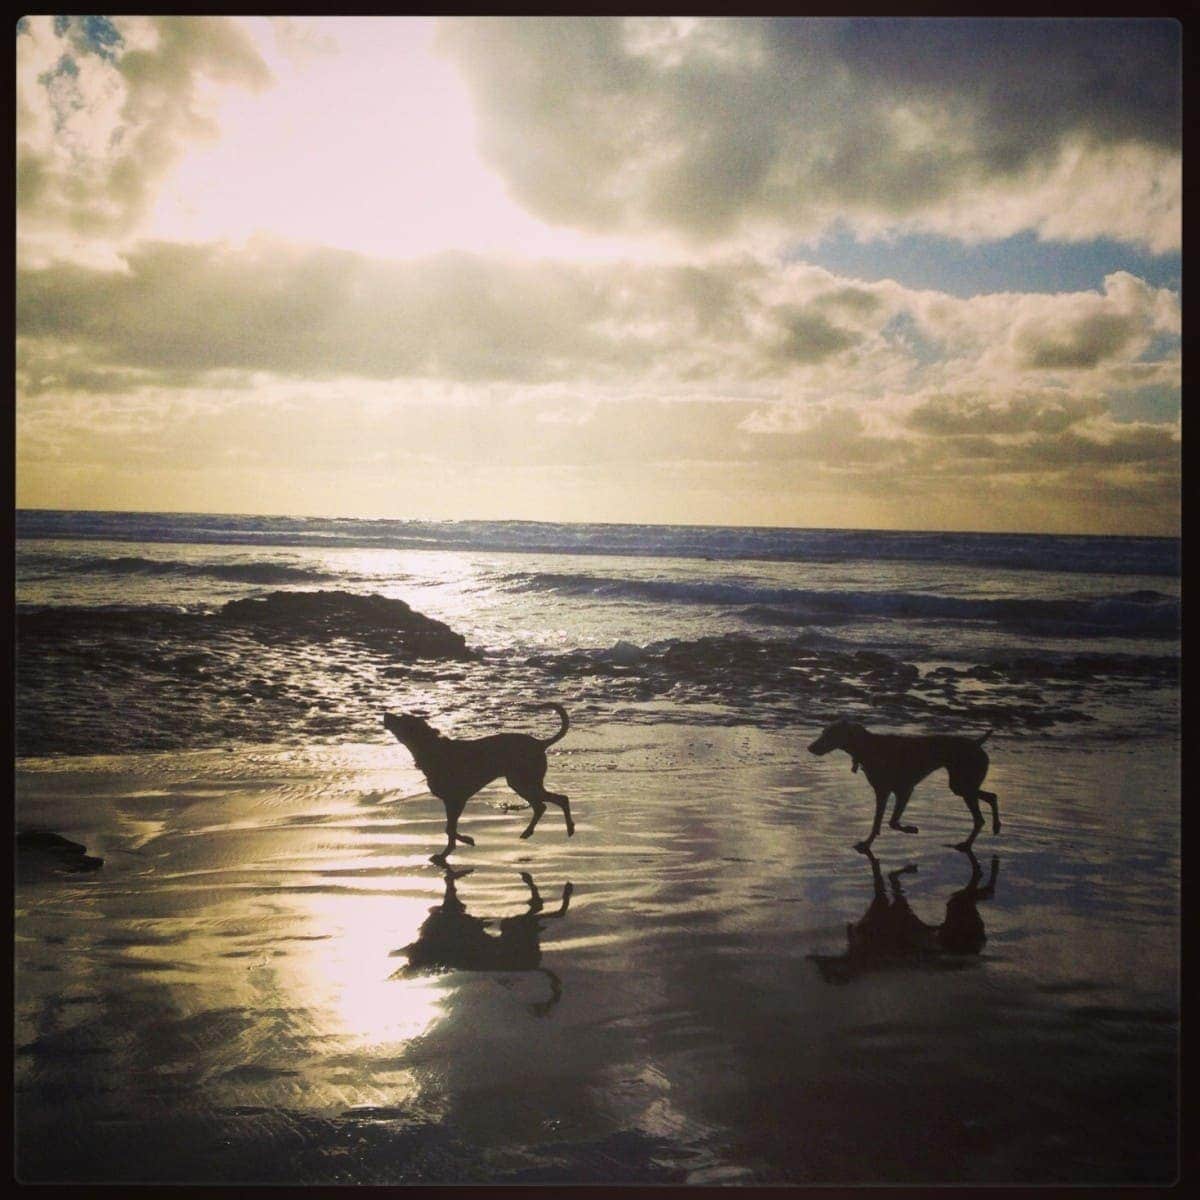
[[15, 723, 1179, 1184]]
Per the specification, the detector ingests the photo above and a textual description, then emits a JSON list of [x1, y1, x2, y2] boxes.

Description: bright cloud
[[17, 16, 270, 242]]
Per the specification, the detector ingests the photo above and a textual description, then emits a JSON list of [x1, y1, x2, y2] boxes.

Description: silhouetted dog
[[809, 719, 999, 851], [397, 869, 573, 1015], [808, 847, 999, 984], [384, 703, 573, 863]]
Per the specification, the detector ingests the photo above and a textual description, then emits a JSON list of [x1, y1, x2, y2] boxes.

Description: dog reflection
[[395, 870, 573, 1015], [808, 848, 999, 984]]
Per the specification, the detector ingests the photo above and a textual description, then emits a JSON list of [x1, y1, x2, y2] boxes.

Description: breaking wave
[[504, 573, 1180, 639]]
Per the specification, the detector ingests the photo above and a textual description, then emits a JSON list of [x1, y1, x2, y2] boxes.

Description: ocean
[[15, 509, 1181, 757]]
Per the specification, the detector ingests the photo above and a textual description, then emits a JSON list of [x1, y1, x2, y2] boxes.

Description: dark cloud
[[815, 286, 884, 317], [799, 19, 1180, 157], [436, 17, 1180, 247], [15, 242, 876, 387], [1014, 312, 1146, 370], [770, 307, 860, 364], [17, 242, 614, 383], [1021, 424, 1180, 467], [907, 394, 1106, 436]]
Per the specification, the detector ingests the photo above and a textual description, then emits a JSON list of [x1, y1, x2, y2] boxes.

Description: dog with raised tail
[[384, 703, 573, 863], [808, 719, 999, 852]]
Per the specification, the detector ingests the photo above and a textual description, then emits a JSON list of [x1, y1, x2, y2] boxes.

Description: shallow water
[[15, 725, 1179, 1184]]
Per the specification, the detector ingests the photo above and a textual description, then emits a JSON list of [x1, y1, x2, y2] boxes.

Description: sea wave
[[504, 573, 1181, 638], [18, 552, 338, 585]]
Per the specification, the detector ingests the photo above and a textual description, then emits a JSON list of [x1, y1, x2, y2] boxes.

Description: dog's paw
[[430, 852, 449, 865], [457, 833, 475, 846], [566, 825, 575, 837], [854, 840, 874, 853], [519, 829, 533, 839], [895, 823, 918, 834]]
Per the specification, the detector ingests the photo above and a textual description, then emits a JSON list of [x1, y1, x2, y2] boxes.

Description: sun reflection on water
[[287, 890, 445, 1051]]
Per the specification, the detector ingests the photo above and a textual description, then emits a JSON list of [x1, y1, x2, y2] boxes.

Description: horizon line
[[13, 506, 1180, 541]]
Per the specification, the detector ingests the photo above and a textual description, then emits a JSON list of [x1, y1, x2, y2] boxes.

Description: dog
[[383, 703, 573, 863], [808, 718, 999, 851]]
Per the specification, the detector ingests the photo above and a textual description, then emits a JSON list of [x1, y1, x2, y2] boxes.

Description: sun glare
[[146, 16, 641, 264], [290, 891, 445, 1051]]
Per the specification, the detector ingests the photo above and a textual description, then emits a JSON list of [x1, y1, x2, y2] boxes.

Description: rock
[[17, 830, 103, 877]]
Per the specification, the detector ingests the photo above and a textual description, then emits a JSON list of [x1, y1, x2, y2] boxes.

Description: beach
[[14, 512, 1180, 1184], [16, 11, 1183, 1186], [16, 721, 1179, 1184]]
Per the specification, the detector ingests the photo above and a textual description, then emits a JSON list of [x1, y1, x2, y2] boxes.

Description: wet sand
[[15, 724, 1179, 1184]]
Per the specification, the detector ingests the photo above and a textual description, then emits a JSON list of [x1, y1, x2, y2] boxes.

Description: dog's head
[[383, 711, 436, 746], [808, 719, 867, 768]]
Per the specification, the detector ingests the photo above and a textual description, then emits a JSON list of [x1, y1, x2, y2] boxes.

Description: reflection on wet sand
[[396, 870, 573, 1016], [809, 848, 999, 984], [15, 733, 1179, 1184]]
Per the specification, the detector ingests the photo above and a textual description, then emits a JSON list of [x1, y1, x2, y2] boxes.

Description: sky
[[15, 16, 1182, 534]]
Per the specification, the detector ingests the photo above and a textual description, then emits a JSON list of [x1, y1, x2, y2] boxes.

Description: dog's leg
[[856, 786, 890, 852], [545, 790, 574, 837], [433, 797, 469, 863], [507, 774, 563, 840], [511, 762, 574, 838], [519, 805, 546, 839], [888, 786, 919, 834], [953, 792, 985, 851], [979, 790, 1000, 834]]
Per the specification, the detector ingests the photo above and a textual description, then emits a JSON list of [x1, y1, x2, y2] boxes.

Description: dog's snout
[[809, 735, 831, 755]]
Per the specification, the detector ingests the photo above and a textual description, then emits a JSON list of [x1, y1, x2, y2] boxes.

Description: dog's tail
[[976, 729, 993, 745], [537, 702, 570, 747]]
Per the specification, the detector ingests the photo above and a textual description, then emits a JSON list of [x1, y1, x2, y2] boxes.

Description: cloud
[[19, 381, 1178, 533], [15, 236, 1179, 533], [13, 241, 894, 389], [436, 17, 1181, 251], [907, 393, 1106, 436], [17, 16, 270, 238], [1009, 272, 1179, 371], [17, 242, 1179, 411], [769, 308, 861, 364]]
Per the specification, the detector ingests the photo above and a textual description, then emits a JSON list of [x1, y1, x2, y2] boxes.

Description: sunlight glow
[[146, 17, 646, 264], [291, 892, 445, 1050]]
